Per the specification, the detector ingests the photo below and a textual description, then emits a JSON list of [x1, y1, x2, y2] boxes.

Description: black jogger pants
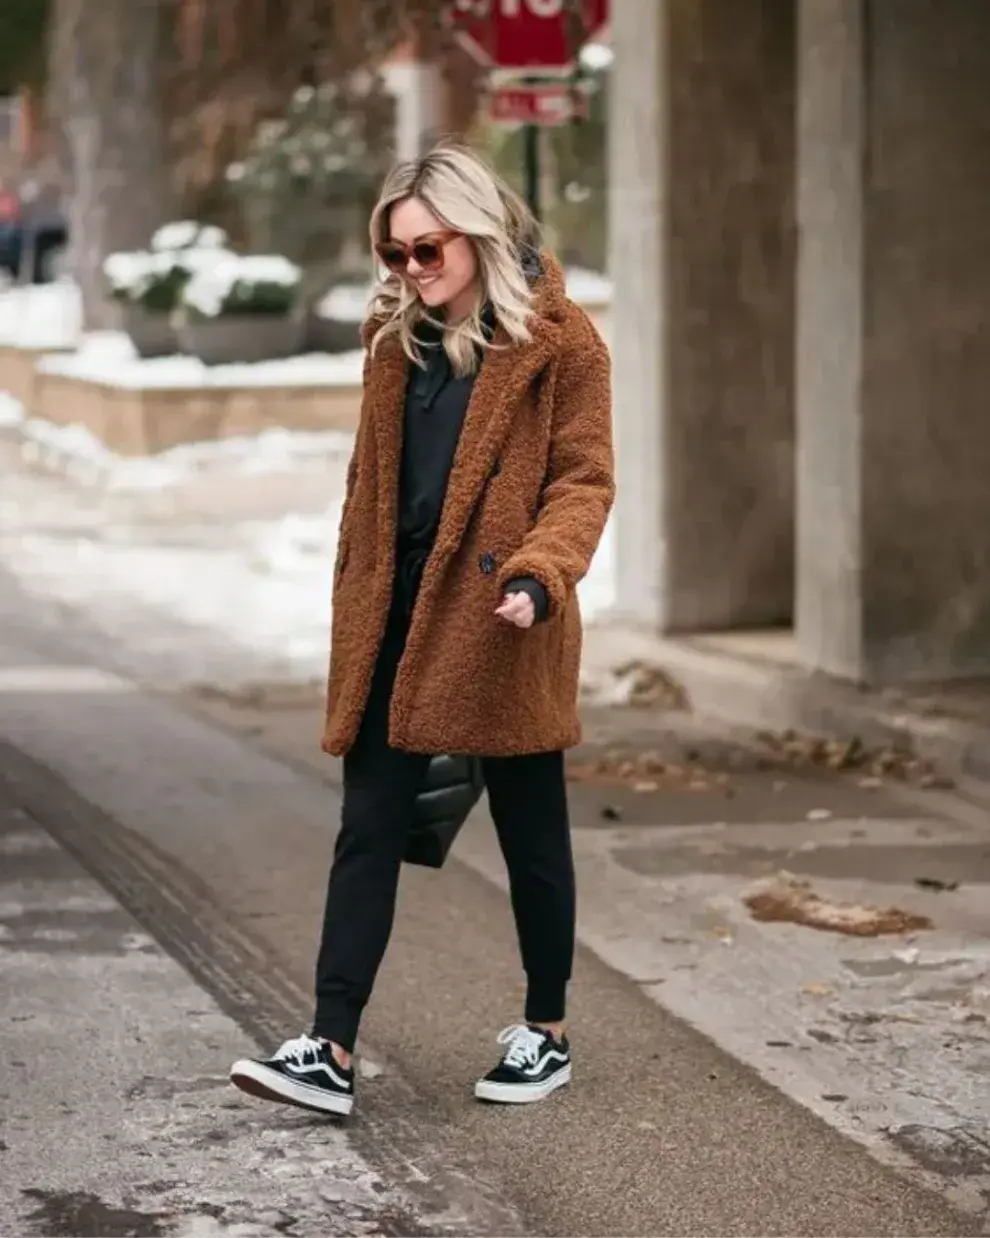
[[312, 605, 576, 1052]]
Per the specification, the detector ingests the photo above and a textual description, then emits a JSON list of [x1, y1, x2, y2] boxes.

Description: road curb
[[583, 625, 990, 786]]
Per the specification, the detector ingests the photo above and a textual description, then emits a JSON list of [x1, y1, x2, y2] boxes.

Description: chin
[[418, 283, 448, 307]]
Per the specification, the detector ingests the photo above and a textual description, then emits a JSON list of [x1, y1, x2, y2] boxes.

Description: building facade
[[608, 0, 990, 687]]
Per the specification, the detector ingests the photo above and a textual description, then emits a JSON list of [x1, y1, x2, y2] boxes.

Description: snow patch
[[151, 220, 228, 252], [0, 280, 81, 349], [103, 246, 230, 301], [566, 267, 612, 305], [17, 410, 354, 494], [181, 253, 301, 319], [0, 391, 25, 428], [316, 283, 371, 322], [38, 331, 364, 389]]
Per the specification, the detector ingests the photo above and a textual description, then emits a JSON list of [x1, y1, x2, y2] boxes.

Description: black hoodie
[[394, 251, 549, 622]]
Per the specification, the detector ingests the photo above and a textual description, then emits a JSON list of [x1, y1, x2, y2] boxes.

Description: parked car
[[0, 185, 67, 283]]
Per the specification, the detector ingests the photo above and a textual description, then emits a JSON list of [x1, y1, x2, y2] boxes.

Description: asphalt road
[[0, 789, 436, 1238], [0, 572, 982, 1237]]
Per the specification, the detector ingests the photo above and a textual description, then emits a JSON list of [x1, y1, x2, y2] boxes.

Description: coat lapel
[[429, 317, 560, 567], [366, 334, 409, 574], [364, 251, 568, 579]]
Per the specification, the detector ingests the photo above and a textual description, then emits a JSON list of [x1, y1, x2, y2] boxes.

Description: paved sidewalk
[[180, 682, 990, 1223]]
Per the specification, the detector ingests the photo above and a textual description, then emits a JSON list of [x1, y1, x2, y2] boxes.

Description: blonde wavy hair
[[368, 141, 539, 376]]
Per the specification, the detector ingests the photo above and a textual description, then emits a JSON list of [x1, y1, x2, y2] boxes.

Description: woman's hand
[[495, 591, 536, 629]]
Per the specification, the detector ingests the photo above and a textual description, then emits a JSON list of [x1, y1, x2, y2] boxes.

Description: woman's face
[[387, 196, 479, 317]]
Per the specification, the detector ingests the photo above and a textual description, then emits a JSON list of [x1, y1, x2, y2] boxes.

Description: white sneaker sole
[[229, 1058, 354, 1116], [474, 1062, 572, 1104]]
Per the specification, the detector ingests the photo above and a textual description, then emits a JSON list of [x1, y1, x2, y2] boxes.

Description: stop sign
[[449, 0, 609, 74]]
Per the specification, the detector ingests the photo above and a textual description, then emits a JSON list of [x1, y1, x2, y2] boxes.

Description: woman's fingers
[[495, 591, 535, 629]]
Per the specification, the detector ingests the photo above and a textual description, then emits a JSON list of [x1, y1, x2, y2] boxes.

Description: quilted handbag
[[405, 753, 485, 868]]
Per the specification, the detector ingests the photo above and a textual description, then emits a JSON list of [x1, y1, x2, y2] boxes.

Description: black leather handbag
[[405, 754, 485, 868]]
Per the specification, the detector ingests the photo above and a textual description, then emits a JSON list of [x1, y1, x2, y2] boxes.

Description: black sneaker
[[230, 1033, 354, 1116], [474, 1024, 572, 1104]]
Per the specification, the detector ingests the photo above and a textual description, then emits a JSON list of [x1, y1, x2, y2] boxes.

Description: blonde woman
[[230, 141, 614, 1114]]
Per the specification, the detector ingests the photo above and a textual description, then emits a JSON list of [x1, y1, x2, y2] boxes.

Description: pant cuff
[[524, 977, 568, 1025], [311, 1008, 360, 1054]]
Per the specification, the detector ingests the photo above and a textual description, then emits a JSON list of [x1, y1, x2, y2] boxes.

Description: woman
[[230, 141, 614, 1114]]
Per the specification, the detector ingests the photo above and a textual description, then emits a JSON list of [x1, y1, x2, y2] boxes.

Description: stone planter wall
[[1, 292, 609, 457], [0, 344, 73, 410], [33, 371, 361, 456]]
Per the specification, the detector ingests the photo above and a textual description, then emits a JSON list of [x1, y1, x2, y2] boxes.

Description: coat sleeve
[[496, 308, 615, 615]]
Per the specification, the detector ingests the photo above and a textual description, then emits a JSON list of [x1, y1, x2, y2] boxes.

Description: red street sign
[[448, 0, 609, 74], [486, 82, 589, 126]]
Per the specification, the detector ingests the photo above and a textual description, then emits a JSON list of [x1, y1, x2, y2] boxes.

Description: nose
[[407, 257, 426, 279]]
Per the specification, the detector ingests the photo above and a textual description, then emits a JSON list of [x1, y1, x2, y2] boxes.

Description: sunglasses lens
[[412, 241, 443, 270], [376, 244, 407, 271]]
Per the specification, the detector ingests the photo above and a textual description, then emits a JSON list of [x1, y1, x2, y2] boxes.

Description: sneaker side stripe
[[283, 1060, 352, 1090], [230, 1060, 354, 1116], [521, 1049, 570, 1078]]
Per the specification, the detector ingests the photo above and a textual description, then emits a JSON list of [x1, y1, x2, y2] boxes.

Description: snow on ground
[[0, 392, 23, 428], [40, 330, 365, 389], [0, 272, 615, 683], [0, 426, 616, 685], [0, 280, 82, 349], [3, 499, 614, 683], [1, 386, 353, 493], [5, 504, 344, 676]]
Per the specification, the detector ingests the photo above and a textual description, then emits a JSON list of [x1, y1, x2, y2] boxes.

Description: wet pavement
[[0, 787, 459, 1237], [176, 684, 990, 1223]]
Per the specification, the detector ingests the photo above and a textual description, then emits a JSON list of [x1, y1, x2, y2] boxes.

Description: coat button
[[479, 552, 496, 575]]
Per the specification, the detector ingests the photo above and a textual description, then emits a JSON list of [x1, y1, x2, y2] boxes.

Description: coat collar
[[363, 251, 567, 568]]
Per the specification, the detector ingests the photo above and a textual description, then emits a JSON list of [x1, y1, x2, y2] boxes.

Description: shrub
[[103, 244, 230, 313], [180, 253, 301, 320], [150, 220, 229, 253]]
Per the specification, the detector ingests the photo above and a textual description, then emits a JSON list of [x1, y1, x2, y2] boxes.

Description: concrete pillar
[[607, 0, 666, 628], [608, 0, 796, 633], [796, 0, 990, 683], [381, 55, 445, 161]]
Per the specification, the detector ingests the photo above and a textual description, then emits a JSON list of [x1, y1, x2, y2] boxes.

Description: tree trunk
[[49, 0, 171, 330]]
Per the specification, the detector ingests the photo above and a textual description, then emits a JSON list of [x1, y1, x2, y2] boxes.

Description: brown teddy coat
[[321, 253, 614, 758]]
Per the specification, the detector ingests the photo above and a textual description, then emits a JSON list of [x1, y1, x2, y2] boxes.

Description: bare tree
[[41, 0, 472, 330], [165, 0, 472, 217], [49, 0, 171, 329]]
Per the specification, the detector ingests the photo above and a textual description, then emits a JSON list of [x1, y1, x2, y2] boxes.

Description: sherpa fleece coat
[[321, 252, 614, 758]]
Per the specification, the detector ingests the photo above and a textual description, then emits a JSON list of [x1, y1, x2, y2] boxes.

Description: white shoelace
[[497, 1024, 546, 1069], [273, 1033, 323, 1066]]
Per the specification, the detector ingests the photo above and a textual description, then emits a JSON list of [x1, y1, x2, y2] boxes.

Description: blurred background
[[0, 0, 609, 315]]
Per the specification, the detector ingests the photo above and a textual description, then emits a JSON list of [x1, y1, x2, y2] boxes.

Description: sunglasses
[[375, 230, 461, 274]]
